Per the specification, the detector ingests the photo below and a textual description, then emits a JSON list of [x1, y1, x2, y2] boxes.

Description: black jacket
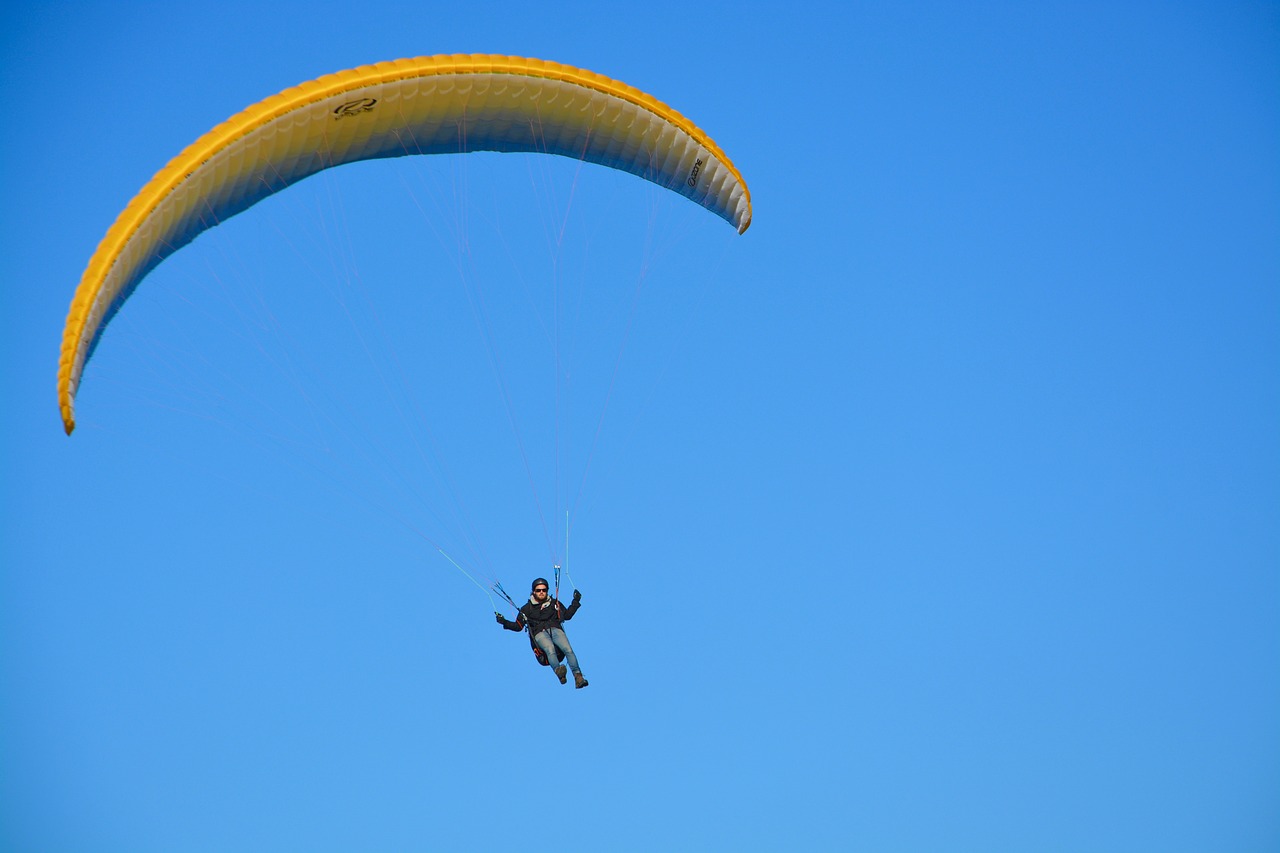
[[500, 594, 580, 637]]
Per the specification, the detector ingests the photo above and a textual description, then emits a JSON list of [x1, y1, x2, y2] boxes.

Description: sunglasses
[[534, 587, 548, 593]]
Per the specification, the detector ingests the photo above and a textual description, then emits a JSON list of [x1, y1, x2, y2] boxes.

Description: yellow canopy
[[58, 54, 751, 434]]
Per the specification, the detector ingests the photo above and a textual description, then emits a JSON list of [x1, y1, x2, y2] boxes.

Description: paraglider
[[57, 55, 750, 679], [496, 575, 587, 688], [57, 54, 751, 435]]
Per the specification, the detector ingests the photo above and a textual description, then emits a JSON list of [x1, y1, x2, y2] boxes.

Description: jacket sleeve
[[560, 597, 581, 621], [499, 610, 526, 632]]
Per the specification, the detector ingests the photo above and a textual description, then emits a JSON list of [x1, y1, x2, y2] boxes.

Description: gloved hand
[[572, 589, 581, 603], [495, 612, 506, 625]]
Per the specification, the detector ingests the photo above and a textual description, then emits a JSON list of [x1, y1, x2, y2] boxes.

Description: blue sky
[[3, 2, 1278, 851]]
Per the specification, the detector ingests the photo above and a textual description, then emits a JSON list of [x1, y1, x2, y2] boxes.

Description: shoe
[[554, 665, 567, 684], [574, 672, 589, 689]]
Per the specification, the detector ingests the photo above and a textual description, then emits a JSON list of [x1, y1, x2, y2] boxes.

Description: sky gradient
[[3, 2, 1278, 851]]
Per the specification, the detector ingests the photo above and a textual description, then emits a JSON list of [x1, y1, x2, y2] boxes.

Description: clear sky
[[3, 2, 1277, 851]]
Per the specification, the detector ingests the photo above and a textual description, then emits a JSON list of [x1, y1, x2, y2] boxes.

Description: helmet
[[531, 577, 550, 592]]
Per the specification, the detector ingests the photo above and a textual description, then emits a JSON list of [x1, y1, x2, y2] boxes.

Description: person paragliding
[[496, 576, 587, 688], [57, 55, 749, 697]]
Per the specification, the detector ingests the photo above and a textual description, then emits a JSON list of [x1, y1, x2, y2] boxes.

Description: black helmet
[[531, 577, 550, 592]]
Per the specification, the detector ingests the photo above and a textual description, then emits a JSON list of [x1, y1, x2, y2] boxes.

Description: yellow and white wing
[[58, 54, 752, 434]]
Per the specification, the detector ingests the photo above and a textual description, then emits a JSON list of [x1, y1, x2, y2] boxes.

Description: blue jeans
[[533, 627, 580, 675]]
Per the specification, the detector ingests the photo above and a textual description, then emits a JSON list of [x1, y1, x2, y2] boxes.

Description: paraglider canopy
[[57, 54, 752, 435]]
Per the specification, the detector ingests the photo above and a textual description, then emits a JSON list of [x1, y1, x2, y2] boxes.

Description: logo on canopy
[[333, 98, 378, 119], [687, 157, 704, 188]]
